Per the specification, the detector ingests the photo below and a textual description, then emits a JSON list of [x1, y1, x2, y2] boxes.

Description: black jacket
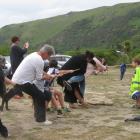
[[0, 68, 5, 96], [10, 45, 27, 74], [59, 54, 87, 81]]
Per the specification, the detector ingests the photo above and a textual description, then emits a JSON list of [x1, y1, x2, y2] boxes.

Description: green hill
[[0, 2, 140, 54]]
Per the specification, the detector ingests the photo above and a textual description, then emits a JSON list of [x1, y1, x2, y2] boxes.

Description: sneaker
[[57, 109, 64, 118], [63, 81, 72, 91], [46, 108, 56, 112], [57, 109, 63, 115], [69, 103, 79, 109], [125, 116, 140, 122], [44, 120, 52, 125], [132, 104, 140, 109], [62, 107, 71, 113]]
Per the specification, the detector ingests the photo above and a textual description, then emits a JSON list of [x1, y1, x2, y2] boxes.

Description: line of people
[[0, 36, 107, 137]]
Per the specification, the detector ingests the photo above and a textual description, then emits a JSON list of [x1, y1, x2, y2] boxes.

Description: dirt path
[[1, 68, 140, 140]]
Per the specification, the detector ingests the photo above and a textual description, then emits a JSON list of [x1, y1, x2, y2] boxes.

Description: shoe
[[62, 107, 71, 113], [63, 81, 72, 91], [46, 108, 56, 112], [57, 109, 64, 118], [0, 120, 8, 138], [132, 104, 140, 109], [125, 116, 140, 122], [44, 120, 52, 125], [69, 103, 79, 109], [57, 109, 63, 115]]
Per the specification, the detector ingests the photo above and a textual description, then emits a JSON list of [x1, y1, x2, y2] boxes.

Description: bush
[[0, 45, 10, 56]]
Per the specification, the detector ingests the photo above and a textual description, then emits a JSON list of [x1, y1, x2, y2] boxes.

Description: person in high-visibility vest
[[129, 57, 140, 108]]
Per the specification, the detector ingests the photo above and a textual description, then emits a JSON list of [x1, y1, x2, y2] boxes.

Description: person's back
[[12, 52, 44, 85], [61, 55, 87, 79], [10, 44, 25, 69], [120, 64, 126, 72]]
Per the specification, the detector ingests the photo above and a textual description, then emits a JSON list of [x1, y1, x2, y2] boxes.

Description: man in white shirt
[[12, 44, 55, 124]]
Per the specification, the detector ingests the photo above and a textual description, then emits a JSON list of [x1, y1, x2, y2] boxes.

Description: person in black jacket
[[10, 36, 29, 98], [10, 36, 29, 75], [57, 51, 94, 108]]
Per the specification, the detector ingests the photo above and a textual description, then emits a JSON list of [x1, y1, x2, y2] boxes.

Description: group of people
[[2, 36, 140, 137], [0, 36, 107, 137]]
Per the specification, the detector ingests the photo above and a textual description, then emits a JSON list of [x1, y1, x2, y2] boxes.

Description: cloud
[[0, 0, 140, 28]]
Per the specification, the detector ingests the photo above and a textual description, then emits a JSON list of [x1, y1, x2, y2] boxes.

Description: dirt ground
[[1, 68, 140, 140]]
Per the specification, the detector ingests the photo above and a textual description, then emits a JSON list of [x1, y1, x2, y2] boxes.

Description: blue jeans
[[68, 75, 85, 96], [120, 66, 126, 80], [132, 91, 140, 100]]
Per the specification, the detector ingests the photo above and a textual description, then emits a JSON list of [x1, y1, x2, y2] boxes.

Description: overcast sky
[[0, 0, 139, 28]]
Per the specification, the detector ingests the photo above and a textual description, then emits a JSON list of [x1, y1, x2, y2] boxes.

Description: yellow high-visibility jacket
[[129, 67, 140, 96]]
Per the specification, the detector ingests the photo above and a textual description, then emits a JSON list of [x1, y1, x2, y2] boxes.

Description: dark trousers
[[18, 83, 46, 122], [120, 70, 126, 80], [64, 82, 83, 104], [10, 74, 23, 97]]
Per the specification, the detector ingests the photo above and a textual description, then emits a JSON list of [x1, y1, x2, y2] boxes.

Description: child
[[129, 56, 140, 108], [46, 60, 72, 116]]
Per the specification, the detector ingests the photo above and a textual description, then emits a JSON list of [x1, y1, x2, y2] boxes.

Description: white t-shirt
[[12, 52, 44, 85], [47, 67, 59, 75], [33, 80, 45, 92], [33, 67, 59, 92]]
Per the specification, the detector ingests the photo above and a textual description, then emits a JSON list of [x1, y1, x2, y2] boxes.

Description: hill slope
[[0, 2, 140, 53]]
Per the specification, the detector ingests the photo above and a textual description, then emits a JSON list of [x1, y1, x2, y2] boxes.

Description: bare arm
[[59, 70, 74, 76], [93, 57, 107, 71], [57, 69, 80, 77], [5, 77, 15, 85], [43, 72, 56, 80]]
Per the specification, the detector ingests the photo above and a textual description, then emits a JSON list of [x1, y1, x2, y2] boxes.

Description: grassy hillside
[[0, 2, 140, 54], [48, 2, 140, 51]]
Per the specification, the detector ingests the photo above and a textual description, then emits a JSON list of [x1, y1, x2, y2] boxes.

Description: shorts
[[132, 91, 140, 100], [44, 90, 52, 102]]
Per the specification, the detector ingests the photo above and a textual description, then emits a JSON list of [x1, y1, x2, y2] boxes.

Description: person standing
[[10, 36, 29, 75], [12, 44, 55, 124], [10, 36, 29, 98], [120, 63, 126, 80]]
